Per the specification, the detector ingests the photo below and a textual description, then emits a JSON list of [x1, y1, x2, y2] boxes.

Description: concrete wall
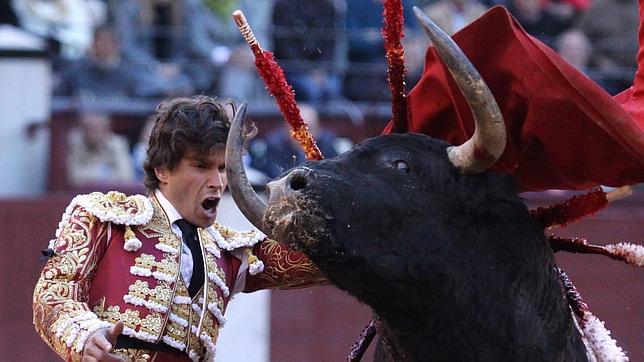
[[0, 54, 51, 198]]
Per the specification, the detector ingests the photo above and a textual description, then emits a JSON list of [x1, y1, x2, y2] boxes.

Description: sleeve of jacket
[[32, 205, 113, 361], [243, 238, 328, 292]]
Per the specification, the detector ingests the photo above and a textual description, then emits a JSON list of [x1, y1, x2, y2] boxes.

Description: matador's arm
[[33, 205, 111, 361], [243, 239, 328, 292]]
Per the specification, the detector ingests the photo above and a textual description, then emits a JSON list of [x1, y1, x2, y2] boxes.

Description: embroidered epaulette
[[210, 222, 267, 275], [210, 222, 266, 251], [66, 191, 154, 226]]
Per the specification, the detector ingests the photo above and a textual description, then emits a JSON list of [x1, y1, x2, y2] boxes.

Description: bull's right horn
[[225, 102, 267, 231], [413, 6, 506, 174]]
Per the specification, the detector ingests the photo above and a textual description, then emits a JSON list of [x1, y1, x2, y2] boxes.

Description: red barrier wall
[[1, 191, 642, 361], [0, 195, 72, 361]]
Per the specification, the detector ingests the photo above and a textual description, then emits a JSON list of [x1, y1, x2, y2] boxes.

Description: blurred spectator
[[271, 0, 344, 102], [344, 0, 418, 102], [132, 115, 156, 183], [55, 26, 174, 98], [114, 0, 194, 97], [479, 0, 509, 7], [555, 28, 592, 71], [249, 104, 353, 178], [401, 30, 429, 89], [183, 0, 270, 100], [11, 0, 107, 58], [543, 0, 589, 23], [413, 0, 438, 7], [424, 0, 487, 36], [114, 0, 268, 99], [67, 112, 135, 186], [554, 28, 615, 91], [576, 0, 639, 94], [507, 0, 571, 47]]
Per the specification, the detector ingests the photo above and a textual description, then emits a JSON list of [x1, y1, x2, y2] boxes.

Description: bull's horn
[[225, 102, 267, 231], [413, 6, 506, 174]]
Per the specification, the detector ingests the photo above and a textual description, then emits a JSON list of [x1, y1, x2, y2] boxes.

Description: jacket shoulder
[[66, 191, 154, 226], [210, 222, 266, 251]]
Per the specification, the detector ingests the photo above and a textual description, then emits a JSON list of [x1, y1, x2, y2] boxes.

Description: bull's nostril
[[289, 172, 308, 191]]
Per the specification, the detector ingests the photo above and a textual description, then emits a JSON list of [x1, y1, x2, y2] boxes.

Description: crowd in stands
[[66, 111, 135, 186], [248, 104, 353, 179], [2, 0, 639, 190], [5, 0, 639, 101]]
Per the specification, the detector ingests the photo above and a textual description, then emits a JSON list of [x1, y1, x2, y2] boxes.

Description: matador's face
[[156, 147, 227, 227]]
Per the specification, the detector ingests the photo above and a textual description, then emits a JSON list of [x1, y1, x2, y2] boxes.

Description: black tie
[[175, 219, 205, 297]]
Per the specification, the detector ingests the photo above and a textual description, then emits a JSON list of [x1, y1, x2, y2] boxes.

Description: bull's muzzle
[[267, 167, 312, 203]]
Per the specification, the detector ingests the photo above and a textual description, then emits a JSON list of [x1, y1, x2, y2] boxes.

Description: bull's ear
[[413, 7, 506, 174]]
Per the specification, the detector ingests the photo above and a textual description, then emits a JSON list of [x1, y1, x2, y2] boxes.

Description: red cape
[[385, 6, 644, 191]]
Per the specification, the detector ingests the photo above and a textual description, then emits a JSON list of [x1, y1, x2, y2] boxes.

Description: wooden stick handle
[[606, 185, 633, 202], [233, 10, 262, 54]]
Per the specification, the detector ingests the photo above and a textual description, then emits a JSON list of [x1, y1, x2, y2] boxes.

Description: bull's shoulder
[[209, 222, 266, 251], [65, 191, 154, 226]]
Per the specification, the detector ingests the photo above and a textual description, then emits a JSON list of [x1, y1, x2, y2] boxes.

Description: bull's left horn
[[225, 102, 267, 231], [413, 6, 506, 174]]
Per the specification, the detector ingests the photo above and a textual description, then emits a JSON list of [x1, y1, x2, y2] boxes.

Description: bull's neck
[[363, 279, 587, 360]]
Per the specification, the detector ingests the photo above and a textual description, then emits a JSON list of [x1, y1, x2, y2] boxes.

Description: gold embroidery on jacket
[[245, 238, 327, 291], [33, 206, 108, 361], [92, 300, 164, 337], [141, 197, 181, 251], [133, 254, 156, 271], [126, 280, 173, 308], [112, 348, 152, 362]]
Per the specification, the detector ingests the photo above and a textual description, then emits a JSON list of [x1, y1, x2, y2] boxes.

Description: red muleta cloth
[[385, 6, 644, 192]]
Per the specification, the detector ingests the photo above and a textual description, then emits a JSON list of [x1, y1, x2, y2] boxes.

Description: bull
[[226, 8, 600, 362]]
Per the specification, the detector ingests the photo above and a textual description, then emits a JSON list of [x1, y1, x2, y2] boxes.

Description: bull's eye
[[392, 160, 410, 173]]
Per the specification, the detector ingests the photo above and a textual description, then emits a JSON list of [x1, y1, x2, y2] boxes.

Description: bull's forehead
[[288, 133, 460, 210], [355, 133, 450, 156], [308, 133, 452, 172]]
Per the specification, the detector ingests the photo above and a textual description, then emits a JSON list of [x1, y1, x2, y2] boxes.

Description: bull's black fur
[[264, 133, 589, 361]]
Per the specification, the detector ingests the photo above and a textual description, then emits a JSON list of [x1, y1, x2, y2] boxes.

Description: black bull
[[224, 7, 591, 362], [230, 130, 589, 361]]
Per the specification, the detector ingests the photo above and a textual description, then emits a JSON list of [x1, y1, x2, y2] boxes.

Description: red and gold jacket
[[33, 191, 325, 361]]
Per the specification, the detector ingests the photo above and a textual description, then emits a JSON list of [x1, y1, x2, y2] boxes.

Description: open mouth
[[201, 197, 220, 212], [264, 194, 332, 253]]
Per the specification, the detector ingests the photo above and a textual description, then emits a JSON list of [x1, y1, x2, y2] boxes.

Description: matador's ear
[[154, 166, 169, 184]]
